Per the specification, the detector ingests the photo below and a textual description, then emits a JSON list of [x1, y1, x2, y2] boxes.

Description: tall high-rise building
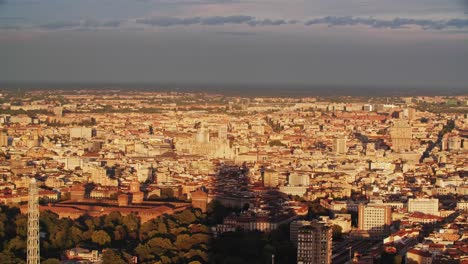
[[333, 137, 347, 154], [389, 120, 412, 152], [358, 204, 392, 237], [408, 198, 439, 216], [27, 178, 40, 264], [296, 220, 332, 264], [290, 220, 311, 246]]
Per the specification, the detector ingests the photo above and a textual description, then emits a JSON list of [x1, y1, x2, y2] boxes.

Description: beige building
[[390, 120, 412, 152], [358, 204, 392, 237], [70, 127, 93, 139], [408, 198, 439, 216], [263, 169, 279, 188], [0, 131, 8, 146], [333, 136, 347, 154], [289, 173, 310, 187]]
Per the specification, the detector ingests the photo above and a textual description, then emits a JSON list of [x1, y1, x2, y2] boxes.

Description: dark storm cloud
[[305, 16, 468, 30]]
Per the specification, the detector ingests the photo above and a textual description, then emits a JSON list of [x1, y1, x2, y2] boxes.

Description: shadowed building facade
[[296, 220, 332, 264]]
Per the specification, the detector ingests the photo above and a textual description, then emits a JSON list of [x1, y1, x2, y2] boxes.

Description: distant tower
[[27, 178, 40, 264]]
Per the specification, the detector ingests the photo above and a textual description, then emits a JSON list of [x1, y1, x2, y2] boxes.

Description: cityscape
[[1, 0, 468, 263], [0, 90, 466, 263]]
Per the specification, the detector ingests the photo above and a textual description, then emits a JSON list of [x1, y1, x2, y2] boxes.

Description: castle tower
[[27, 178, 40, 264], [129, 177, 143, 204]]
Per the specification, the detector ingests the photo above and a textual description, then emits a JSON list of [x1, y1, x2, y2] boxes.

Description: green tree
[[191, 233, 210, 244], [135, 244, 154, 261], [104, 211, 122, 228], [173, 210, 196, 225], [147, 237, 175, 254], [15, 216, 28, 238], [91, 230, 111, 246], [175, 234, 193, 250], [113, 225, 127, 241], [102, 249, 126, 264], [42, 258, 61, 264], [122, 213, 139, 233], [0, 251, 26, 264], [160, 255, 172, 264], [6, 237, 26, 257], [184, 249, 208, 262], [70, 226, 83, 245], [332, 225, 343, 240], [206, 200, 229, 224]]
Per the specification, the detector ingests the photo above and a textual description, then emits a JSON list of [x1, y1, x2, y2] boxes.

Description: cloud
[[136, 17, 201, 26], [215, 31, 259, 36], [39, 21, 81, 30], [136, 0, 240, 4], [136, 15, 255, 26], [83, 20, 123, 28], [304, 16, 468, 30], [38, 20, 125, 30], [201, 15, 253, 25], [135, 15, 298, 27], [23, 15, 468, 32], [247, 19, 288, 26]]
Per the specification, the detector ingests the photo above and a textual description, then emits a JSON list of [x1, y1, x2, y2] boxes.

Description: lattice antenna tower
[[27, 178, 40, 264]]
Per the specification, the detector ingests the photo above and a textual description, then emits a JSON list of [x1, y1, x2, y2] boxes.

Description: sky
[[1, 0, 468, 91]]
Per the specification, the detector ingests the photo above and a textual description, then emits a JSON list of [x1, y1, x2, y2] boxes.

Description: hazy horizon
[[1, 0, 468, 90], [0, 81, 466, 97]]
